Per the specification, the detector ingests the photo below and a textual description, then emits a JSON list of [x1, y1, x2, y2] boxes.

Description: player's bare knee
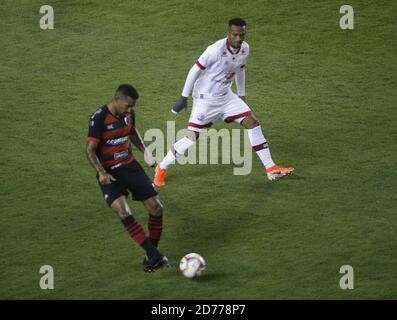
[[154, 205, 163, 217], [242, 116, 260, 129], [151, 201, 163, 217], [111, 204, 131, 220], [251, 119, 260, 127], [117, 210, 131, 220], [186, 130, 199, 141]]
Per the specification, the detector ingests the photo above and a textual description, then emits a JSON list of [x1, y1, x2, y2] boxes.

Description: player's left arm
[[130, 127, 145, 153], [236, 66, 246, 102], [130, 127, 156, 167], [236, 44, 249, 103]]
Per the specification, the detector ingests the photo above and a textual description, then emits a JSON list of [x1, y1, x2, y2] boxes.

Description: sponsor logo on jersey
[[106, 124, 114, 130], [106, 136, 129, 146], [114, 149, 130, 160]]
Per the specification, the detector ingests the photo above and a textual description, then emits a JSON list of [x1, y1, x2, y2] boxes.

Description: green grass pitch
[[0, 0, 396, 299]]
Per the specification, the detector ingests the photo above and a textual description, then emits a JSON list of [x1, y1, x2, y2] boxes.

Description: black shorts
[[97, 160, 158, 206]]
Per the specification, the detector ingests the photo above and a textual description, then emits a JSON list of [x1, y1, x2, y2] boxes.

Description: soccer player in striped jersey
[[154, 18, 294, 187], [86, 84, 168, 273]]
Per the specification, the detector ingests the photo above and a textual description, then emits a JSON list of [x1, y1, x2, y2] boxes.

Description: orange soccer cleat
[[153, 165, 167, 187], [266, 165, 294, 181]]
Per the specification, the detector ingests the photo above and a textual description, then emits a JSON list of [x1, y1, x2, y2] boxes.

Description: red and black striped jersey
[[87, 105, 135, 169]]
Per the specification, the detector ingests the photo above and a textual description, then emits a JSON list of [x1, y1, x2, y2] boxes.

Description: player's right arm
[[86, 141, 116, 185], [171, 64, 202, 114], [86, 110, 116, 184], [171, 45, 216, 114]]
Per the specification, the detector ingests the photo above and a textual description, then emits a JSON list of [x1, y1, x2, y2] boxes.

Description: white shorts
[[188, 92, 252, 132]]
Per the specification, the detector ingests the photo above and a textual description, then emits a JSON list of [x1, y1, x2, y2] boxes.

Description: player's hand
[[98, 171, 116, 185], [144, 149, 157, 167], [171, 96, 188, 114]]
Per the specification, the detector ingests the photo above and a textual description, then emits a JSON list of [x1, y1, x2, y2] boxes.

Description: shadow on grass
[[193, 271, 231, 283], [284, 173, 305, 180], [249, 173, 306, 189]]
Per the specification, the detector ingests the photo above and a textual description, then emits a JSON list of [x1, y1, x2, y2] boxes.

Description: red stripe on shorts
[[224, 111, 252, 123], [188, 122, 213, 129]]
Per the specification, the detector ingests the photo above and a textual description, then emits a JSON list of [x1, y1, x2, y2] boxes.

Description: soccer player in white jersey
[[154, 18, 294, 187]]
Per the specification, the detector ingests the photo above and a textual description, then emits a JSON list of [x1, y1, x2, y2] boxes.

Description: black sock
[[150, 238, 159, 248], [121, 215, 135, 227], [141, 238, 160, 259]]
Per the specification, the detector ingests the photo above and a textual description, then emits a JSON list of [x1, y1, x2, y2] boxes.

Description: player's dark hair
[[115, 84, 139, 100], [228, 18, 246, 27]]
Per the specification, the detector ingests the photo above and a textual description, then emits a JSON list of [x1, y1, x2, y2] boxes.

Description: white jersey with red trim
[[192, 38, 249, 98]]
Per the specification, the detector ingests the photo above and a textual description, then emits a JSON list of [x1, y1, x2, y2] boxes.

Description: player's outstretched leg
[[241, 116, 294, 181], [154, 131, 197, 187], [142, 196, 164, 267], [111, 196, 168, 272]]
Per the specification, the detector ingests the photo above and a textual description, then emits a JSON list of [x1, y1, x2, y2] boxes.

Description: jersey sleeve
[[87, 110, 104, 142], [181, 64, 203, 97], [196, 45, 218, 70]]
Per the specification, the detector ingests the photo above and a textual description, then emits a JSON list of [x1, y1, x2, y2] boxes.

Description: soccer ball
[[179, 253, 206, 278]]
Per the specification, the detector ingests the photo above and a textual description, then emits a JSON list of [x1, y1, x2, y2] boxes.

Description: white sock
[[159, 136, 196, 169], [247, 126, 275, 169]]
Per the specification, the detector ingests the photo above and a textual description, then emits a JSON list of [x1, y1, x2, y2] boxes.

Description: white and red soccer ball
[[179, 253, 206, 278]]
